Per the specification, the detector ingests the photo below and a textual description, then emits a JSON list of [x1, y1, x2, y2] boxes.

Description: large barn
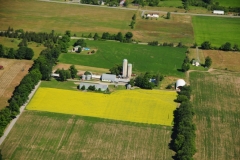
[[101, 74, 116, 82]]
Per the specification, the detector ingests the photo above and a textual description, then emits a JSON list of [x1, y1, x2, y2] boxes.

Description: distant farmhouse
[[213, 10, 224, 15], [146, 13, 159, 18], [79, 82, 108, 91], [192, 60, 200, 66]]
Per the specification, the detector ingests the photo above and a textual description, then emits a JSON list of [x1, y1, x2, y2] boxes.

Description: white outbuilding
[[213, 10, 224, 15], [176, 79, 186, 90]]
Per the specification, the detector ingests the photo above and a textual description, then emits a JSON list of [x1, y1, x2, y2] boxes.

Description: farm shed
[[213, 10, 224, 15], [147, 13, 159, 18], [79, 82, 108, 91], [72, 45, 81, 52], [176, 79, 186, 90], [101, 74, 116, 82]]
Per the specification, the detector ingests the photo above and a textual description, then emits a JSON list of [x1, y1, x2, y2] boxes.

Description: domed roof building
[[176, 79, 186, 90]]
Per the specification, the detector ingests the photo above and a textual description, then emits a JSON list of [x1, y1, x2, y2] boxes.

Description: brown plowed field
[[0, 58, 33, 109]]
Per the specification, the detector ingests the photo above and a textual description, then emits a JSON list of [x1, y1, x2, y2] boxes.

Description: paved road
[[38, 0, 240, 18], [0, 81, 41, 145]]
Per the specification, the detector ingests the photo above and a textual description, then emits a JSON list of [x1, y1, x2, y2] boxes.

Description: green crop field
[[0, 110, 174, 159], [190, 71, 240, 160], [158, 0, 182, 7], [59, 40, 186, 77], [192, 16, 240, 47], [214, 0, 240, 7]]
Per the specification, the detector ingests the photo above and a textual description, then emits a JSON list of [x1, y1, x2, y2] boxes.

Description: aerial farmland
[[0, 0, 240, 159]]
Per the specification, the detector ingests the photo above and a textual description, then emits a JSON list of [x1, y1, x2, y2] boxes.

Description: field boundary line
[[0, 81, 41, 145]]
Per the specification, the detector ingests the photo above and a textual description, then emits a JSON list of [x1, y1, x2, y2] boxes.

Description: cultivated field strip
[[0, 63, 24, 97], [26, 88, 177, 126], [0, 111, 174, 160], [190, 71, 240, 160]]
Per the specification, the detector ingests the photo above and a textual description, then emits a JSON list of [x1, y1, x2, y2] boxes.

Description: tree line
[[82, 31, 133, 43], [0, 44, 34, 60], [169, 85, 196, 159], [148, 41, 186, 48], [0, 27, 59, 46], [201, 41, 239, 51], [54, 65, 78, 81], [0, 28, 70, 137]]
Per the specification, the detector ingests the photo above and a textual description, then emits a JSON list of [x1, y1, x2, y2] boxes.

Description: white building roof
[[176, 79, 186, 89], [213, 10, 224, 14], [101, 74, 116, 82]]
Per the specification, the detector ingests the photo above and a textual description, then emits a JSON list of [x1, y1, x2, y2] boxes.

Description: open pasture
[[192, 16, 240, 47], [0, 110, 174, 159], [202, 50, 240, 72], [27, 87, 177, 126], [190, 71, 240, 160], [59, 40, 186, 77], [0, 58, 33, 109], [135, 14, 194, 44]]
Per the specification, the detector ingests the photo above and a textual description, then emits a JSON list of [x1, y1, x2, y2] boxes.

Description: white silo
[[127, 63, 132, 78], [122, 59, 128, 78]]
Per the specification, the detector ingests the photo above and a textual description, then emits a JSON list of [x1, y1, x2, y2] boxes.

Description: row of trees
[[201, 41, 239, 51], [0, 67, 42, 136], [148, 41, 186, 47], [83, 31, 133, 43], [170, 85, 196, 159], [0, 27, 59, 45], [0, 44, 34, 60]]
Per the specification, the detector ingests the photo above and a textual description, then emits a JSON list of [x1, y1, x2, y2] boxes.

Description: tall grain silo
[[122, 59, 128, 78], [127, 63, 132, 78]]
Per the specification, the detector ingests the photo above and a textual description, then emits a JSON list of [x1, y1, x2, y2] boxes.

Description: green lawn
[[214, 0, 240, 7], [192, 16, 240, 47], [158, 0, 182, 7], [59, 40, 186, 77], [40, 79, 79, 91]]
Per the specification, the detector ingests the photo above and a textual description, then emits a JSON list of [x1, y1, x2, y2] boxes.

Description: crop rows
[[0, 63, 24, 97], [0, 111, 174, 160]]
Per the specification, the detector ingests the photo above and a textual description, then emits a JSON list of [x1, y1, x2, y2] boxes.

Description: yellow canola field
[[27, 87, 177, 126]]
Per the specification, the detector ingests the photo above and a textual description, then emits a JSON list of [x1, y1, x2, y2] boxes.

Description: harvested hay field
[[135, 14, 194, 44], [27, 88, 177, 126], [0, 58, 33, 109], [202, 50, 240, 72], [0, 110, 174, 160], [190, 71, 240, 160]]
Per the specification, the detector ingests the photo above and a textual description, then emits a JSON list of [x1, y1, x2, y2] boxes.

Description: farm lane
[[0, 81, 41, 145], [38, 0, 240, 18]]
